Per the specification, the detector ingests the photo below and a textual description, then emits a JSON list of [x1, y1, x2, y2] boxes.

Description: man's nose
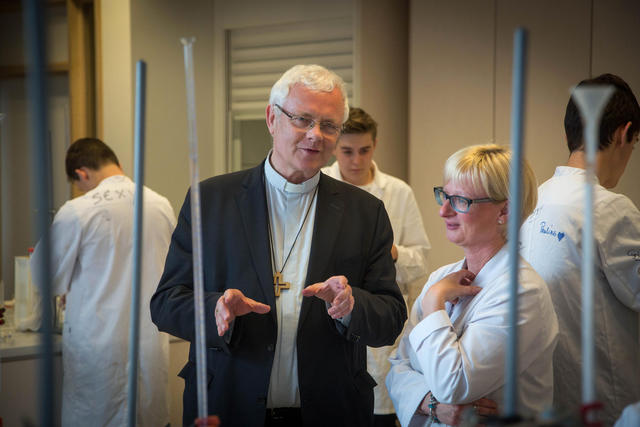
[[305, 122, 323, 140]]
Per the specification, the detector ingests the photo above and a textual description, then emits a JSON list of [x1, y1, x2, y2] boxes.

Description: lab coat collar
[[97, 174, 129, 187], [554, 166, 601, 184], [325, 160, 388, 191], [265, 150, 320, 194], [465, 244, 509, 289], [368, 161, 387, 191]]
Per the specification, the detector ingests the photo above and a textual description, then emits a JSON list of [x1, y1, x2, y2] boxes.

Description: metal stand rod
[[182, 36, 208, 421], [572, 85, 613, 424], [127, 60, 147, 427], [23, 0, 54, 425], [504, 27, 528, 419]]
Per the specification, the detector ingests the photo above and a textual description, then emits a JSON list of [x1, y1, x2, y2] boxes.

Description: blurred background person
[[387, 144, 558, 426], [323, 107, 430, 427], [30, 138, 176, 426], [520, 73, 640, 425]]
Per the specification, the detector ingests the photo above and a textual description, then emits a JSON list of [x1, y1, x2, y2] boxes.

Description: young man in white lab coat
[[30, 138, 176, 427], [520, 73, 640, 425], [322, 107, 431, 427]]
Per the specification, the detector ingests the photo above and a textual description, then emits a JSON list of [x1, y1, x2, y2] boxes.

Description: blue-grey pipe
[[127, 60, 146, 427], [182, 37, 209, 421], [23, 0, 54, 425], [504, 27, 527, 418]]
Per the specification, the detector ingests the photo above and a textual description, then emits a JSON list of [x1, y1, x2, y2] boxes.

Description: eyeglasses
[[274, 104, 341, 137], [433, 186, 497, 214]]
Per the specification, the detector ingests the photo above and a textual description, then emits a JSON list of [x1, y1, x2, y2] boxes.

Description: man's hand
[[302, 275, 354, 319], [215, 289, 270, 336], [391, 244, 398, 262], [421, 269, 480, 316]]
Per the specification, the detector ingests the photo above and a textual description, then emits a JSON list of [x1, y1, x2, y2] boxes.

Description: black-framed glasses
[[433, 186, 497, 214], [274, 104, 341, 137]]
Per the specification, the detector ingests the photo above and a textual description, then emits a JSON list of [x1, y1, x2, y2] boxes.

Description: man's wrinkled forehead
[[283, 86, 344, 119]]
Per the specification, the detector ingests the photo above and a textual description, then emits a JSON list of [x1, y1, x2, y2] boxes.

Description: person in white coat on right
[[520, 73, 640, 425]]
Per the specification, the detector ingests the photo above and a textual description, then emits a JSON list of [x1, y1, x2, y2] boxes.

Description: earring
[[498, 219, 504, 225]]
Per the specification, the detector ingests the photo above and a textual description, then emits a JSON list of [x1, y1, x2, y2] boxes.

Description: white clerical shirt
[[264, 154, 319, 408]]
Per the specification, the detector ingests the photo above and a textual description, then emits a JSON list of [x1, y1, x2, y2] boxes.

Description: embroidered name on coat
[[539, 221, 565, 242]]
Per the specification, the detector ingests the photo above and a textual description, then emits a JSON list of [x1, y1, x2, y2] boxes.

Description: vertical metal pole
[[127, 60, 146, 427], [182, 37, 208, 421], [571, 86, 613, 421], [22, 0, 54, 425], [504, 27, 527, 418]]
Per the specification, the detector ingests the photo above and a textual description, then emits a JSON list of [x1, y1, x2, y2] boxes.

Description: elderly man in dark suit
[[150, 64, 407, 427]]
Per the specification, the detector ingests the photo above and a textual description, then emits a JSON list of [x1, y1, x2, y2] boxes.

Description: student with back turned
[[520, 73, 640, 424], [31, 138, 176, 426]]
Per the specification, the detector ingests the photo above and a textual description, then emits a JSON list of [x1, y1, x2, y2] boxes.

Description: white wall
[[409, 0, 496, 268], [409, 0, 640, 271], [129, 0, 215, 212], [100, 0, 133, 176], [355, 0, 409, 181]]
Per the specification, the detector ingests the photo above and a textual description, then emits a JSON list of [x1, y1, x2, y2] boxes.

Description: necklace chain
[[266, 185, 318, 276]]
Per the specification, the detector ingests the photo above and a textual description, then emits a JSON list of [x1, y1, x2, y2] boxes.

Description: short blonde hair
[[443, 144, 537, 223]]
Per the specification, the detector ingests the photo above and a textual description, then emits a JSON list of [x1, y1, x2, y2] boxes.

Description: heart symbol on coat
[[557, 232, 565, 241]]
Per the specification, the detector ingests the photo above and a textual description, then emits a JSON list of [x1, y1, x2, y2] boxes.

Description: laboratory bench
[[0, 308, 188, 427], [0, 324, 63, 427]]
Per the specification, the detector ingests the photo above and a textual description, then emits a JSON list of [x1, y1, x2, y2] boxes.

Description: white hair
[[269, 64, 349, 123]]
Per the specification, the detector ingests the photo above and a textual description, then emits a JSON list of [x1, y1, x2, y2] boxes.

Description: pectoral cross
[[273, 272, 291, 297]]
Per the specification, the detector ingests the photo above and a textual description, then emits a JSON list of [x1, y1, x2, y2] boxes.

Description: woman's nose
[[439, 199, 455, 217]]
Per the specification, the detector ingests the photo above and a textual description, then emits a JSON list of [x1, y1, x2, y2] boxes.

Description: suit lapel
[[299, 174, 345, 330], [235, 163, 277, 313]]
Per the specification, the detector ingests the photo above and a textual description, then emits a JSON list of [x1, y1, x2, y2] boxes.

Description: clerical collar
[[264, 151, 320, 194]]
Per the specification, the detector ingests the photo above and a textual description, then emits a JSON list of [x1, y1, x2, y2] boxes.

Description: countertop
[[0, 306, 184, 361], [0, 328, 62, 360], [0, 306, 62, 360]]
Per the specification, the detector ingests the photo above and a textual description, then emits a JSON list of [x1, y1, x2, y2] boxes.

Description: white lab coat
[[323, 161, 431, 413], [30, 175, 176, 427], [386, 246, 558, 427], [520, 166, 640, 425], [615, 402, 640, 427]]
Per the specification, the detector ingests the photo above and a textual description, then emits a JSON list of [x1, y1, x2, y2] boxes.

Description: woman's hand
[[418, 393, 499, 426], [421, 269, 481, 316]]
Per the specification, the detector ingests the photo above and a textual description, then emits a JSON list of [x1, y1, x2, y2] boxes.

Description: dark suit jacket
[[150, 162, 407, 427]]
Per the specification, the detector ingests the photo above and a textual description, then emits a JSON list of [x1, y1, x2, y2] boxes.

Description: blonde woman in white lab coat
[[387, 145, 558, 426], [323, 107, 430, 427], [31, 138, 176, 427]]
